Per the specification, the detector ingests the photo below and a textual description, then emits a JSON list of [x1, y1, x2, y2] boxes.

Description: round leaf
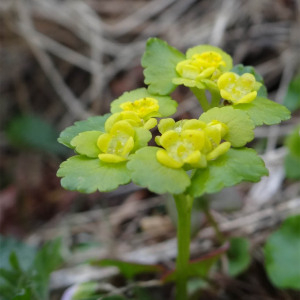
[[284, 153, 300, 180], [199, 107, 255, 147], [189, 148, 268, 197], [264, 215, 300, 290], [110, 88, 177, 118], [285, 124, 300, 158], [57, 156, 131, 193], [228, 237, 251, 277], [71, 131, 102, 158], [58, 114, 110, 148], [234, 97, 291, 126], [141, 38, 185, 95], [127, 147, 190, 194]]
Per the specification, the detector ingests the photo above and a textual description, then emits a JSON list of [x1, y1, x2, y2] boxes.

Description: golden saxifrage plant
[[57, 38, 290, 299]]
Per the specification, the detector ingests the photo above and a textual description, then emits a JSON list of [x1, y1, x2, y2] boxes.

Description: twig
[[14, 0, 91, 119]]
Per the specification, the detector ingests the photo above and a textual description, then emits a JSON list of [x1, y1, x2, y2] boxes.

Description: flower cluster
[[217, 72, 261, 105], [173, 51, 226, 88], [172, 46, 262, 105], [97, 97, 160, 163], [155, 119, 230, 169], [58, 38, 289, 195]]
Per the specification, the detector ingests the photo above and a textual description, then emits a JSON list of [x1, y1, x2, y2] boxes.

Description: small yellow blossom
[[105, 111, 157, 132], [105, 111, 142, 132], [173, 51, 227, 89], [217, 72, 261, 105], [97, 120, 135, 163], [120, 97, 160, 119], [156, 130, 205, 169], [156, 119, 231, 169]]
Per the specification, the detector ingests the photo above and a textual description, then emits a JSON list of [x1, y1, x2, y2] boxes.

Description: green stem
[[209, 88, 222, 108], [191, 88, 210, 112], [174, 193, 194, 300], [203, 208, 225, 244]]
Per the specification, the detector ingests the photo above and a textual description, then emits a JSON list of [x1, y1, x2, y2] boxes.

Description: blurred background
[[0, 0, 300, 297]]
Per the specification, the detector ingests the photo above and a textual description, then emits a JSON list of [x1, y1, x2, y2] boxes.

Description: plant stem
[[174, 193, 194, 300], [191, 88, 210, 112], [209, 88, 222, 108], [203, 208, 225, 244]]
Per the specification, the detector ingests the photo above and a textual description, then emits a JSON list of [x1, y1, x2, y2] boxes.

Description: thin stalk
[[209, 88, 222, 108], [174, 193, 194, 300], [191, 88, 210, 112], [203, 208, 225, 244]]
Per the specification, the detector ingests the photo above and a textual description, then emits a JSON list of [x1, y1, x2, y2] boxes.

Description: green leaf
[[33, 239, 62, 278], [13, 288, 32, 300], [100, 296, 126, 300], [72, 281, 99, 300], [162, 244, 228, 283], [31, 239, 63, 300], [92, 259, 163, 280], [71, 131, 102, 158], [199, 106, 255, 147], [110, 88, 177, 117], [141, 38, 185, 95], [283, 74, 300, 113], [133, 127, 152, 151], [6, 115, 65, 155], [189, 148, 268, 197], [0, 235, 36, 271], [234, 97, 291, 126], [264, 214, 300, 290], [0, 238, 62, 300], [284, 153, 300, 180], [58, 114, 110, 148], [186, 45, 232, 72], [285, 124, 300, 158], [228, 237, 251, 277], [57, 156, 131, 193], [127, 147, 190, 194]]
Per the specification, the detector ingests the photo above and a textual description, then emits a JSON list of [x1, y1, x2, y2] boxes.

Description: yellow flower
[[97, 120, 135, 163], [120, 97, 160, 119], [173, 51, 227, 89], [217, 72, 261, 105], [156, 119, 206, 146], [156, 119, 231, 169], [156, 129, 206, 169], [105, 111, 157, 132]]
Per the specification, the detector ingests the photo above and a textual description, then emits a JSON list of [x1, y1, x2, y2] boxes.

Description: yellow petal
[[181, 130, 205, 150], [121, 136, 134, 156], [110, 120, 135, 137], [206, 142, 231, 161], [144, 118, 157, 130], [182, 119, 206, 130], [184, 150, 201, 165], [156, 149, 183, 169], [98, 153, 127, 163], [217, 72, 238, 90], [235, 91, 257, 104], [160, 131, 180, 149], [158, 118, 176, 134], [97, 133, 111, 152]]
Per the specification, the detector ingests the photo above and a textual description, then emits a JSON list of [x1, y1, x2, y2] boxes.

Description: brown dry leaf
[[109, 191, 145, 227], [140, 215, 174, 239]]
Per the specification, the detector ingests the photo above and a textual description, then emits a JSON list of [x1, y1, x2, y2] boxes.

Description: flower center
[[120, 97, 159, 118]]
